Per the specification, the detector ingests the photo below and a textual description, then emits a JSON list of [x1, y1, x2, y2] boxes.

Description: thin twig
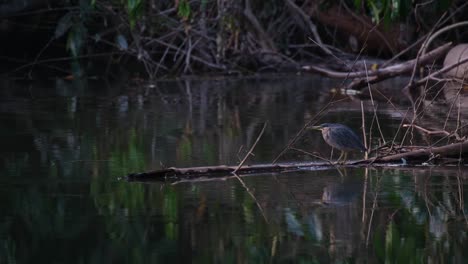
[[233, 122, 268, 174], [366, 173, 381, 247], [364, 61, 386, 144], [402, 124, 464, 141], [290, 147, 335, 166], [443, 83, 463, 130], [362, 168, 369, 223], [233, 172, 269, 224], [361, 101, 368, 160], [272, 99, 332, 163], [411, 56, 468, 89], [389, 108, 411, 152]]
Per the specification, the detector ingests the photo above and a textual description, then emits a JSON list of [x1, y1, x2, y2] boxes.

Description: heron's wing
[[334, 127, 366, 151]]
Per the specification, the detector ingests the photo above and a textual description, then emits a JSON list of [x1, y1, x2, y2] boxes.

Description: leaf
[[368, 1, 381, 24], [66, 24, 87, 57], [54, 12, 74, 39], [177, 0, 191, 20], [67, 31, 78, 57], [391, 0, 400, 20], [116, 34, 129, 50], [126, 0, 144, 28]]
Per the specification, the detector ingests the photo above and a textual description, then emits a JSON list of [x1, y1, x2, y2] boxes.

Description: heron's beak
[[310, 125, 322, 130]]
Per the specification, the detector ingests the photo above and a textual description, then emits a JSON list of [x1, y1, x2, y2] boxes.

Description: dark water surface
[[0, 75, 467, 263]]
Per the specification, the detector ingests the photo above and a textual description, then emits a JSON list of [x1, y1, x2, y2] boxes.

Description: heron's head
[[310, 123, 335, 131]]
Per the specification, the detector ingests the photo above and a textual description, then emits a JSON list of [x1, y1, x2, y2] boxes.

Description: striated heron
[[310, 123, 366, 164]]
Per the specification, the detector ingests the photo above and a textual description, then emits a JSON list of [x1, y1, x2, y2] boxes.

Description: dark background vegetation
[[1, 0, 467, 79]]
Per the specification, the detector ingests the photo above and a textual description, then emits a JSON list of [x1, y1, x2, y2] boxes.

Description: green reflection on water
[[375, 220, 424, 263]]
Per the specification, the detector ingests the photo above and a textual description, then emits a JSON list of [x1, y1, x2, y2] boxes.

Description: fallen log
[[302, 43, 451, 79], [375, 140, 468, 163], [125, 140, 468, 182], [302, 43, 452, 90], [125, 162, 333, 182]]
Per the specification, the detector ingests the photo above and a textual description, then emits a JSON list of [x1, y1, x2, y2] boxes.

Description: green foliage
[[44, 0, 150, 78], [365, 0, 409, 25], [124, 0, 144, 28], [353, 0, 453, 27], [54, 1, 94, 58], [177, 0, 191, 20]]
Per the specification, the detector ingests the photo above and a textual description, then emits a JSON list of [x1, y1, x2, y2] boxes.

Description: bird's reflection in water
[[318, 167, 365, 259], [321, 167, 362, 205]]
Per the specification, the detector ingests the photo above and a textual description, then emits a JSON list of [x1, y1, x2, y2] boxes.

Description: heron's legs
[[336, 151, 344, 164], [342, 152, 348, 165], [335, 151, 348, 165]]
